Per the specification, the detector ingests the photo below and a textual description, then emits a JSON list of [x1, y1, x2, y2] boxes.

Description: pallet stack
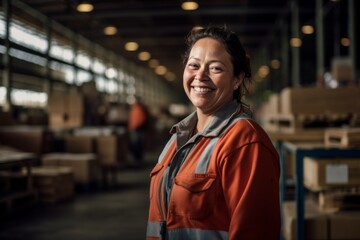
[[261, 87, 360, 133]]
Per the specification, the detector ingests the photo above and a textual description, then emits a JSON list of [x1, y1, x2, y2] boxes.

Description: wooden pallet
[[317, 187, 360, 211], [263, 113, 358, 133], [325, 128, 360, 147]]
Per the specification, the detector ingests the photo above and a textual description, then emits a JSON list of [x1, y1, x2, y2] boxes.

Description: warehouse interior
[[0, 0, 360, 239]]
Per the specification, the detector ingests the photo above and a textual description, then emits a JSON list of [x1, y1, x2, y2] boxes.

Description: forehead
[[191, 37, 225, 51], [190, 38, 228, 56]]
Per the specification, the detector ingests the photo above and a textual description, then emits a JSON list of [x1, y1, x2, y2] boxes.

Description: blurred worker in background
[[128, 96, 149, 166]]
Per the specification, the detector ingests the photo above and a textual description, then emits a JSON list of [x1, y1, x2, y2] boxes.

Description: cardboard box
[[65, 135, 96, 153], [67, 93, 84, 116], [283, 201, 328, 240], [280, 87, 360, 115], [42, 153, 99, 184], [0, 126, 53, 154], [32, 166, 74, 203], [48, 92, 67, 114], [331, 57, 355, 82], [328, 211, 360, 239], [96, 135, 128, 167], [304, 157, 360, 191]]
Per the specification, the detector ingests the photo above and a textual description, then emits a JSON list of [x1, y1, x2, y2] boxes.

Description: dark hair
[[183, 25, 251, 102]]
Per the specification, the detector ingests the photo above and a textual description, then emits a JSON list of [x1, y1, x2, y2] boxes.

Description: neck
[[196, 111, 214, 133]]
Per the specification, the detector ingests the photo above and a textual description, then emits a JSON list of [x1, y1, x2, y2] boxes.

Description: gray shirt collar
[[170, 100, 247, 139]]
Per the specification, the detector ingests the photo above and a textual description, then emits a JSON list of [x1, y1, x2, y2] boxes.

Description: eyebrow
[[188, 57, 226, 66]]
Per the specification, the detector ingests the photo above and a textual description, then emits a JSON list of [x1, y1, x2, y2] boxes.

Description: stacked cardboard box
[[304, 157, 360, 191], [48, 91, 84, 129], [0, 126, 53, 155], [42, 153, 99, 184], [283, 200, 360, 240], [32, 166, 74, 203]]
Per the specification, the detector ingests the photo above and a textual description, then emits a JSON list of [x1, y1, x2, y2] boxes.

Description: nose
[[194, 66, 208, 81]]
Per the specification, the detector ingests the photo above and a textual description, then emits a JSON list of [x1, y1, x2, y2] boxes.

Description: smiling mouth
[[192, 86, 214, 93]]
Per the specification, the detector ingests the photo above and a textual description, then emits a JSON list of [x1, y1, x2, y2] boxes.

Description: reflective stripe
[[146, 221, 228, 240], [195, 113, 250, 174], [195, 137, 219, 174], [167, 228, 228, 240], [146, 221, 165, 238], [158, 134, 176, 163]]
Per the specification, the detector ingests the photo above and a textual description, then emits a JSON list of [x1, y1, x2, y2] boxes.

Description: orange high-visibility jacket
[[146, 101, 281, 240]]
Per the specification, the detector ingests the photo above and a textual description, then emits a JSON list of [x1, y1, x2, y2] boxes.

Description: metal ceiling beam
[[51, 7, 291, 20]]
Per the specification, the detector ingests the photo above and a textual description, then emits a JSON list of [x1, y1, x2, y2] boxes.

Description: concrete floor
[[0, 155, 157, 240]]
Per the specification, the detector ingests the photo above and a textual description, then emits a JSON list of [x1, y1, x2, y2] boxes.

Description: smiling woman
[[146, 26, 281, 240]]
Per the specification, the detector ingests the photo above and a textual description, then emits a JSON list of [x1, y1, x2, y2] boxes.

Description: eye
[[187, 62, 199, 69], [209, 65, 223, 73]]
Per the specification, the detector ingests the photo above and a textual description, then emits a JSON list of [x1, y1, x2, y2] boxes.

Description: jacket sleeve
[[219, 142, 281, 240]]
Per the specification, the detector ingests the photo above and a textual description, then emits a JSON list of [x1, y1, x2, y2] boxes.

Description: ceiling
[[18, 0, 315, 90]]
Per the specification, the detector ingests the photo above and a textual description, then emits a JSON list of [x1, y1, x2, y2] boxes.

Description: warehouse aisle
[[0, 153, 158, 240]]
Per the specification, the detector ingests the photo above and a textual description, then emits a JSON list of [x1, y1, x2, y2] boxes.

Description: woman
[[146, 26, 280, 240]]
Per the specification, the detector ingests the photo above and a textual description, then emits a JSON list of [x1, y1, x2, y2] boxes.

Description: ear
[[233, 73, 245, 90]]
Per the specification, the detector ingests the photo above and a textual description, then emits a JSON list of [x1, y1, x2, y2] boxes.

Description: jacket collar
[[170, 100, 247, 138]]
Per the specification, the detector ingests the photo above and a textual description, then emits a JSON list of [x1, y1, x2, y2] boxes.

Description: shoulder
[[218, 118, 277, 155]]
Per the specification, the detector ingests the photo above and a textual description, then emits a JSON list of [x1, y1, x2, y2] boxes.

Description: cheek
[[183, 71, 192, 88]]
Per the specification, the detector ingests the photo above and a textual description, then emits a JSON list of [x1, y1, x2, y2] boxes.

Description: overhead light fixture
[[290, 38, 302, 47], [270, 59, 281, 69], [340, 38, 350, 47], [192, 25, 204, 31], [149, 59, 159, 68], [76, 1, 94, 12], [181, 1, 199, 11], [138, 52, 151, 61], [104, 26, 117, 35], [258, 65, 270, 78], [301, 25, 314, 35], [125, 42, 139, 51], [165, 72, 176, 81], [155, 65, 167, 75]]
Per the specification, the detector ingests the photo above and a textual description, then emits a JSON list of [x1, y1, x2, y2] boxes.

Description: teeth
[[193, 86, 212, 92]]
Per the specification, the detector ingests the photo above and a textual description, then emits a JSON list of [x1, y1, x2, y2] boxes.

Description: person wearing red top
[[146, 26, 280, 240], [128, 96, 149, 165]]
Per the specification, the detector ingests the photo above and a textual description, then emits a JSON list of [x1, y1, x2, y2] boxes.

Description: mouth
[[191, 86, 215, 93]]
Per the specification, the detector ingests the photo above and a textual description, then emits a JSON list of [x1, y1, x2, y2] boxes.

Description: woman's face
[[183, 37, 241, 115]]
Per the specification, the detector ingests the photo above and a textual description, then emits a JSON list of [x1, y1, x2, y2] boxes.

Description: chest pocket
[[169, 173, 217, 219]]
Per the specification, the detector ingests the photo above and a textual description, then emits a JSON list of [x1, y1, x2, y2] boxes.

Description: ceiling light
[[270, 59, 280, 69], [340, 38, 350, 47], [290, 38, 302, 47], [149, 59, 159, 68], [155, 65, 167, 75], [104, 26, 117, 35], [301, 25, 314, 35], [181, 1, 199, 11], [138, 51, 151, 61], [258, 65, 270, 78], [76, 1, 94, 12], [125, 42, 139, 51], [192, 25, 204, 31], [165, 72, 176, 81]]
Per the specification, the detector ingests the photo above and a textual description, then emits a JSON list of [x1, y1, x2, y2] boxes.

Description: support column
[[316, 0, 325, 86], [349, 0, 359, 84], [2, 0, 12, 111], [291, 0, 301, 87]]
